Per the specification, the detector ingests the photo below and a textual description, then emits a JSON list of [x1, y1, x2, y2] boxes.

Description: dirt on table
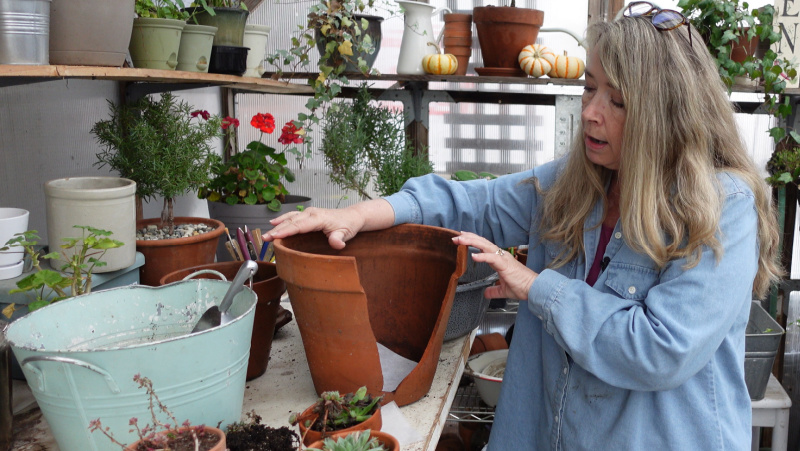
[[227, 412, 300, 451]]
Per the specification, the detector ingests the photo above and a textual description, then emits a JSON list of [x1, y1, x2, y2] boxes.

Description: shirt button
[[628, 286, 636, 294], [614, 232, 622, 239], [554, 415, 559, 422], [563, 367, 567, 374]]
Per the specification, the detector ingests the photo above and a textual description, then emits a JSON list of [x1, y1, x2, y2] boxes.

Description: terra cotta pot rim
[[473, 5, 544, 24], [135, 217, 225, 247]]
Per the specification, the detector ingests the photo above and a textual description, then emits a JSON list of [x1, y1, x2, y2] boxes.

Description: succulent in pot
[[289, 386, 383, 446]]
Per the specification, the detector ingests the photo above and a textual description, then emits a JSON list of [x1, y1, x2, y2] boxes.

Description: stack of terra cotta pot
[[442, 13, 473, 76]]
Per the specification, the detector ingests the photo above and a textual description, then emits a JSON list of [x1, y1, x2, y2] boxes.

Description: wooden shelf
[[0, 65, 313, 95]]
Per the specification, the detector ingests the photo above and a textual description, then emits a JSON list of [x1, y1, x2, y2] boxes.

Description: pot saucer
[[475, 66, 527, 77]]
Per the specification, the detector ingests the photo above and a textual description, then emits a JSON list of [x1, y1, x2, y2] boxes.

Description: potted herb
[[89, 374, 226, 451], [320, 84, 434, 200], [198, 112, 311, 261], [0, 227, 123, 319], [130, 0, 189, 70], [306, 429, 400, 451], [290, 386, 383, 446], [678, 0, 798, 142], [91, 92, 226, 286], [266, 0, 396, 167]]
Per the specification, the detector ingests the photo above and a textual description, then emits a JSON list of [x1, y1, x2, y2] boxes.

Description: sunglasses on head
[[623, 1, 692, 47]]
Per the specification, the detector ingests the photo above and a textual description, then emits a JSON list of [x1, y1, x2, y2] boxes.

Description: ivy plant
[[678, 0, 798, 143], [266, 0, 399, 167]]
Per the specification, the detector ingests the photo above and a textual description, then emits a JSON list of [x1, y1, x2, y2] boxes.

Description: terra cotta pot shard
[[274, 224, 467, 406]]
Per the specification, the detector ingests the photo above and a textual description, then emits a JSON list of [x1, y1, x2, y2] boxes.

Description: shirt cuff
[[384, 191, 422, 225], [527, 268, 567, 323]]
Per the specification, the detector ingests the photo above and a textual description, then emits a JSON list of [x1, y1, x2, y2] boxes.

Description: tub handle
[[182, 268, 254, 288], [21, 355, 121, 394], [183, 269, 228, 281]]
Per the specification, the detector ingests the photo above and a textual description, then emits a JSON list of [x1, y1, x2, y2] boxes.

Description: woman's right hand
[[261, 199, 396, 250]]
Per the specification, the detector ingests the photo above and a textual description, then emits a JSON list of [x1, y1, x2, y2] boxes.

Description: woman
[[264, 9, 782, 450]]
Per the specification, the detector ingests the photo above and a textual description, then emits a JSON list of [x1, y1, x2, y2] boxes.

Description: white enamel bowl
[[466, 349, 508, 407]]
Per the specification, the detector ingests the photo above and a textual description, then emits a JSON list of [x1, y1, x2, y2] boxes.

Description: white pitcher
[[396, 0, 451, 75]]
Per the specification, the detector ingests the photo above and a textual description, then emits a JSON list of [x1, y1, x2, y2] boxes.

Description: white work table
[[10, 301, 474, 450]]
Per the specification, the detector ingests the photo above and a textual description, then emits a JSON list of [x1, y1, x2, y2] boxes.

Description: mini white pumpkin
[[548, 51, 585, 79], [518, 44, 556, 78]]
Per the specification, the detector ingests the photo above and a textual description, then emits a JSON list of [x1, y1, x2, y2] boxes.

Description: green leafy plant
[[678, 0, 798, 142], [307, 430, 386, 451], [198, 112, 303, 211], [289, 386, 382, 442], [321, 84, 433, 199], [0, 227, 123, 318], [135, 0, 190, 20], [451, 170, 498, 181], [91, 93, 223, 233], [766, 140, 800, 186], [266, 0, 398, 166], [191, 0, 248, 15], [89, 374, 222, 450]]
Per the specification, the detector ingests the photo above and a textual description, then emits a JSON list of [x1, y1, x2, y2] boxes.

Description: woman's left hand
[[453, 232, 538, 301]]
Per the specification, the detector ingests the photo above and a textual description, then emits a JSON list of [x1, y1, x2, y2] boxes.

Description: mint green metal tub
[[5, 280, 257, 451]]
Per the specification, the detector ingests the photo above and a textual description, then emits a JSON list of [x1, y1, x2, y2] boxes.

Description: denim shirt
[[385, 158, 756, 450]]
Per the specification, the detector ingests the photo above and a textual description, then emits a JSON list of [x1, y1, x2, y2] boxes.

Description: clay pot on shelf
[[443, 28, 472, 38], [444, 46, 472, 75], [273, 224, 467, 406], [473, 5, 544, 76], [443, 36, 471, 47], [159, 260, 288, 381]]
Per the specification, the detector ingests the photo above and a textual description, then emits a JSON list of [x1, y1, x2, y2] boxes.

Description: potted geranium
[[198, 112, 311, 262], [91, 92, 226, 286]]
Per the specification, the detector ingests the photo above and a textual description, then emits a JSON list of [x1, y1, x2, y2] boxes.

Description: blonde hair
[[539, 17, 782, 298]]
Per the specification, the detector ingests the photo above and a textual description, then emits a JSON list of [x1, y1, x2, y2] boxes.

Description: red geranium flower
[[278, 121, 304, 145], [221, 116, 239, 130], [251, 113, 276, 134], [191, 110, 211, 120]]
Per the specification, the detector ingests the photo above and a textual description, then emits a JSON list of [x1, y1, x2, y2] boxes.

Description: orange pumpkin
[[422, 42, 458, 75], [548, 51, 585, 79], [518, 44, 556, 78]]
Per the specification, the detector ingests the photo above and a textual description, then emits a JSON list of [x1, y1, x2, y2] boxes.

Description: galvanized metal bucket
[[0, 0, 50, 65], [5, 280, 257, 451]]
